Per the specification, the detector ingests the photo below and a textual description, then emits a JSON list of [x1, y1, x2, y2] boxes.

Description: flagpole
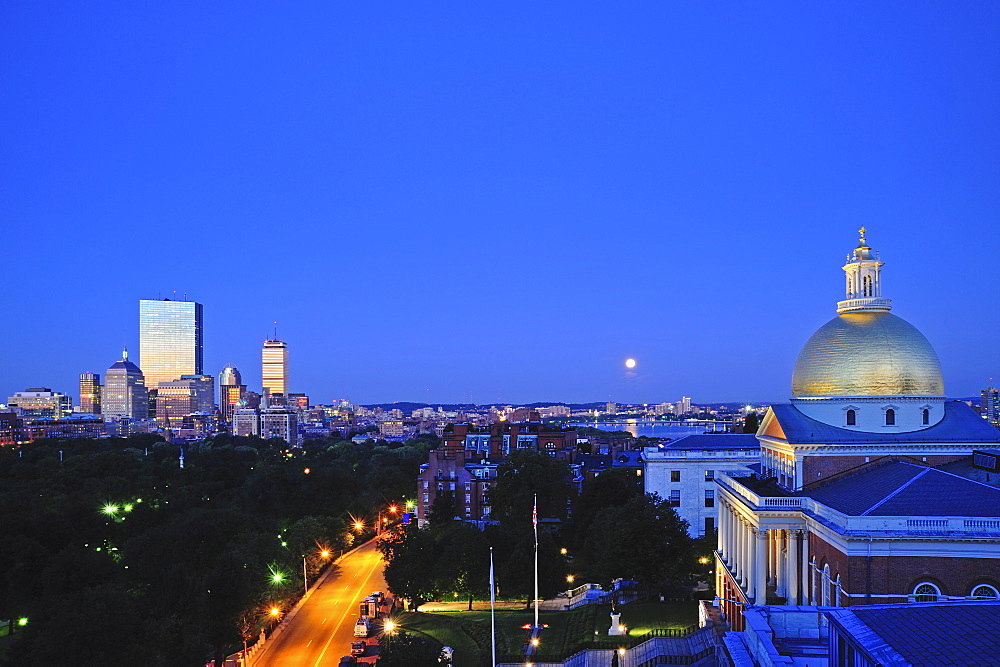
[[490, 546, 496, 667], [533, 493, 539, 631]]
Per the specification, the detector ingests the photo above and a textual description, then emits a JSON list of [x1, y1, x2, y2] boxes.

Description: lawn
[[392, 600, 697, 667]]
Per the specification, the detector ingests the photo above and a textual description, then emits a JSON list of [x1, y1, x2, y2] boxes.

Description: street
[[257, 538, 389, 666]]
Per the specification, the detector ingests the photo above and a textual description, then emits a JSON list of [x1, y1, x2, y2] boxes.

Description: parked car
[[338, 657, 356, 666], [353, 616, 371, 638], [351, 640, 366, 656]]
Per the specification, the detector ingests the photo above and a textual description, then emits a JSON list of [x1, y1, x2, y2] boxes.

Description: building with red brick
[[715, 230, 1000, 629]]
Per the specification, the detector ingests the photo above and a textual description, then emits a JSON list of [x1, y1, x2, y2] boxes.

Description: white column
[[754, 529, 767, 603], [741, 520, 750, 589], [788, 530, 800, 605], [735, 517, 744, 586], [766, 531, 776, 586], [801, 533, 811, 604]]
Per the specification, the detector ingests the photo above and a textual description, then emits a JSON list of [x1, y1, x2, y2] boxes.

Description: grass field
[[392, 600, 697, 667]]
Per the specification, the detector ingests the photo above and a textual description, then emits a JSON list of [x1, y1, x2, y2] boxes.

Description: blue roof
[[830, 602, 1000, 666], [800, 460, 1000, 517], [769, 400, 1000, 444], [656, 433, 760, 450]]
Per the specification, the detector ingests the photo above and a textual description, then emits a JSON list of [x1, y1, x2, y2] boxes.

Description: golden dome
[[791, 312, 944, 397]]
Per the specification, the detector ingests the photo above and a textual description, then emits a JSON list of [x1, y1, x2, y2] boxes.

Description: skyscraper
[[218, 363, 246, 424], [139, 298, 204, 388], [262, 339, 288, 397], [155, 375, 215, 428], [79, 372, 101, 414], [103, 348, 149, 420]]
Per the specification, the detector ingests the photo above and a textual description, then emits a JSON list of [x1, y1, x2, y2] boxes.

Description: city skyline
[[3, 3, 999, 405]]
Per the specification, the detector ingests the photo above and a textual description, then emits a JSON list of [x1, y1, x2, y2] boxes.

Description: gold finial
[[859, 226, 867, 243]]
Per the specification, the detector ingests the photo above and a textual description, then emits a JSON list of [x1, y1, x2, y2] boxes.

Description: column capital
[[755, 528, 768, 539]]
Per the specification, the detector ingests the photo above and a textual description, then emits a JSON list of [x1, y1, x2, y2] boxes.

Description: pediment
[[759, 407, 787, 441]]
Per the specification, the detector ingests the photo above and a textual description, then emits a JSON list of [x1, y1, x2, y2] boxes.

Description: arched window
[[972, 584, 999, 599], [822, 564, 831, 605], [922, 409, 930, 425], [885, 409, 895, 426], [846, 409, 856, 426], [914, 582, 940, 602]]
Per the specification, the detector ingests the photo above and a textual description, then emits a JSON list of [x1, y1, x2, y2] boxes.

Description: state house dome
[[790, 227, 944, 400], [791, 311, 944, 397]]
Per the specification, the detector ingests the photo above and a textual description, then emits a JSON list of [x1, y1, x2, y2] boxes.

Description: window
[[846, 409, 856, 426], [705, 470, 715, 482], [669, 490, 680, 507], [671, 470, 681, 482], [972, 584, 999, 599], [448, 482, 455, 491], [704, 517, 714, 535], [465, 494, 471, 503], [423, 480, 429, 489], [922, 408, 930, 425], [704, 490, 715, 507], [885, 408, 895, 426], [913, 582, 940, 602], [465, 482, 471, 491], [422, 493, 429, 503]]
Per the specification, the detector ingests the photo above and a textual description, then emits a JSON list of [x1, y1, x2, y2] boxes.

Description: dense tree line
[[0, 432, 436, 666]]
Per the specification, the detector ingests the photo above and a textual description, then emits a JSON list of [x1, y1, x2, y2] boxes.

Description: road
[[257, 538, 388, 666]]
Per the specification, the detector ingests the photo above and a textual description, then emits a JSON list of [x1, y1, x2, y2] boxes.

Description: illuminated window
[[846, 409, 856, 426], [705, 470, 715, 481]]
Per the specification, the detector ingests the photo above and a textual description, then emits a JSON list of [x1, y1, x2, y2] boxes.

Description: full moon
[[625, 358, 637, 369]]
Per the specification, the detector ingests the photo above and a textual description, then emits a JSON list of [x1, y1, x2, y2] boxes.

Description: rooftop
[[768, 400, 1000, 444]]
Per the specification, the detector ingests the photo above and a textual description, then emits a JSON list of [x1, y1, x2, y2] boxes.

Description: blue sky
[[2, 2, 998, 406]]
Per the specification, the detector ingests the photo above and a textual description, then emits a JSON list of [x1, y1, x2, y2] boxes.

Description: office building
[[643, 433, 759, 537], [5, 388, 72, 418], [155, 374, 215, 429], [139, 298, 204, 388], [218, 363, 246, 424], [79, 372, 101, 414], [260, 403, 298, 446], [103, 348, 149, 420], [262, 338, 288, 397], [983, 387, 1000, 428]]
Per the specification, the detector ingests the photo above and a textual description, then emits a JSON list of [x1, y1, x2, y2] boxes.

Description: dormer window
[[922, 408, 929, 425], [885, 408, 895, 426], [846, 409, 856, 426]]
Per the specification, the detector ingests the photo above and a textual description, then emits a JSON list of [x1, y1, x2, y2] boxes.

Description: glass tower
[[139, 299, 204, 388], [79, 372, 101, 414], [262, 339, 288, 397]]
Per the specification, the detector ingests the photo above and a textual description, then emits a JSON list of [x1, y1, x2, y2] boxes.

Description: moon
[[625, 358, 637, 369]]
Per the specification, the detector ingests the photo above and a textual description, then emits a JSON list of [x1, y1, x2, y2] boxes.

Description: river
[[568, 420, 731, 439]]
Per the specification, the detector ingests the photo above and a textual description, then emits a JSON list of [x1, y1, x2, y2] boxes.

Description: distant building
[[155, 375, 215, 428], [442, 422, 578, 461], [260, 404, 298, 446], [605, 401, 617, 415], [983, 387, 1000, 428], [379, 420, 408, 438], [677, 396, 692, 415], [416, 449, 498, 527], [537, 405, 571, 418], [79, 372, 101, 414], [218, 363, 245, 424], [6, 388, 72, 418], [103, 348, 149, 420], [232, 405, 260, 437], [643, 433, 759, 537], [23, 415, 105, 440], [0, 413, 24, 444], [262, 339, 288, 397], [139, 298, 204, 388], [653, 402, 674, 416]]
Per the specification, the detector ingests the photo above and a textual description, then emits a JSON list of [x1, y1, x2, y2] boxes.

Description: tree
[[378, 632, 442, 667], [378, 524, 441, 607], [572, 468, 643, 548], [583, 494, 696, 593], [743, 412, 760, 433], [487, 449, 574, 525]]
